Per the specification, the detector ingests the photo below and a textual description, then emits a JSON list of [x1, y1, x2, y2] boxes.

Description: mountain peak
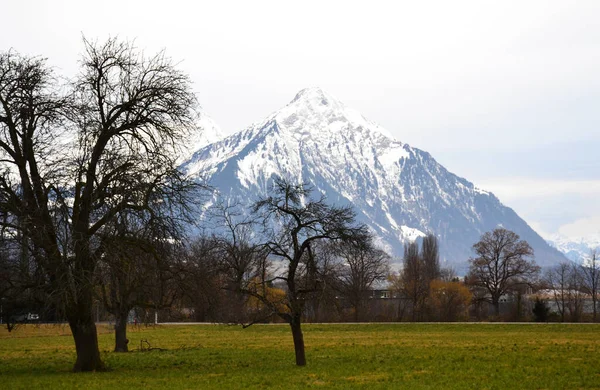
[[291, 87, 338, 106], [181, 89, 568, 269], [272, 87, 395, 141], [286, 87, 347, 117]]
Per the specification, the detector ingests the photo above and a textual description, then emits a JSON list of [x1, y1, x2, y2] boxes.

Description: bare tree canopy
[[421, 234, 440, 282], [467, 228, 539, 316], [250, 178, 371, 366], [334, 241, 390, 321], [544, 261, 587, 322], [0, 38, 201, 371], [401, 241, 428, 321], [544, 262, 572, 322], [580, 249, 599, 321], [96, 212, 183, 352]]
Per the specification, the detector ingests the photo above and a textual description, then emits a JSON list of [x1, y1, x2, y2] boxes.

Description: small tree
[[96, 215, 180, 352], [544, 262, 572, 322], [177, 236, 224, 322], [249, 178, 370, 366], [429, 280, 471, 321], [421, 234, 441, 282], [400, 241, 428, 321], [566, 263, 585, 322], [466, 228, 540, 317], [212, 201, 269, 321], [0, 228, 46, 331], [580, 249, 599, 322], [335, 241, 390, 321], [398, 235, 442, 321], [532, 297, 550, 322]]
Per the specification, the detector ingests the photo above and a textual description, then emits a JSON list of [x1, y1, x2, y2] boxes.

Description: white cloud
[[477, 178, 600, 202], [526, 221, 555, 240], [477, 177, 600, 239], [558, 216, 600, 238]]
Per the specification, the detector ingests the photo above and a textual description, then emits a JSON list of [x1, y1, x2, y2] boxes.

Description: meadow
[[1, 323, 599, 389]]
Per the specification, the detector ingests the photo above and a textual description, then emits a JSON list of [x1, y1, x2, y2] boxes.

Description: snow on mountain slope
[[178, 110, 224, 163], [547, 234, 600, 262], [182, 88, 567, 271]]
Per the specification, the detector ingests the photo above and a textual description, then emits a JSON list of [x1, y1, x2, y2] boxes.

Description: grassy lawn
[[0, 323, 599, 389]]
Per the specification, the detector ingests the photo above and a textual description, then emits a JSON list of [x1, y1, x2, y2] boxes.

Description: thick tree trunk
[[353, 298, 363, 322], [515, 292, 522, 321], [493, 299, 500, 318], [69, 314, 105, 372], [114, 310, 129, 352], [290, 316, 306, 366]]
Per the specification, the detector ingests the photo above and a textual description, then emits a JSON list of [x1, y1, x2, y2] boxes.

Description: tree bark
[[353, 297, 364, 322], [412, 300, 418, 322], [114, 310, 129, 352], [69, 314, 105, 372], [290, 316, 306, 366], [493, 299, 500, 318]]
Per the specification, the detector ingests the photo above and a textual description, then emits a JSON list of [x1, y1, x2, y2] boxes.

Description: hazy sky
[[3, 0, 599, 239]]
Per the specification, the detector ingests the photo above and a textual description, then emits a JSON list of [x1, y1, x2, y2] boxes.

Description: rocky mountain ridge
[[183, 88, 567, 271]]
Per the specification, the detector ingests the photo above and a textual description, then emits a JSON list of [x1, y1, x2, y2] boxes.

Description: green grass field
[[1, 323, 599, 389]]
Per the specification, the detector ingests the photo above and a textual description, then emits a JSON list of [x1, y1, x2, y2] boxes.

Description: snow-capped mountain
[[546, 234, 600, 263], [178, 110, 224, 163], [182, 87, 567, 271]]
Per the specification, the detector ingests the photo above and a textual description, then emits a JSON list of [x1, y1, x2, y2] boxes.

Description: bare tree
[[176, 236, 224, 322], [400, 241, 428, 321], [0, 228, 46, 331], [544, 262, 572, 322], [198, 201, 270, 323], [466, 228, 539, 317], [249, 178, 370, 366], [212, 202, 267, 295], [395, 235, 444, 321], [580, 249, 599, 321], [96, 213, 181, 352], [421, 234, 441, 282], [300, 242, 343, 322], [566, 263, 585, 322], [335, 241, 390, 321], [0, 39, 200, 371]]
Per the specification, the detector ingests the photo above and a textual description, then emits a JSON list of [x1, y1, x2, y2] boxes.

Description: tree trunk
[[353, 298, 360, 322], [290, 316, 306, 366], [559, 297, 565, 322], [69, 314, 105, 372], [493, 299, 500, 318], [114, 310, 129, 352], [310, 298, 320, 322], [515, 292, 522, 321]]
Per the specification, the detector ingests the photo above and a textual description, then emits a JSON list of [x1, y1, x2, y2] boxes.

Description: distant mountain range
[[546, 234, 600, 263], [182, 88, 567, 272]]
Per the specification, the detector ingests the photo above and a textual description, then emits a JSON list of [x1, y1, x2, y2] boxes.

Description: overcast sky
[[3, 0, 599, 239]]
